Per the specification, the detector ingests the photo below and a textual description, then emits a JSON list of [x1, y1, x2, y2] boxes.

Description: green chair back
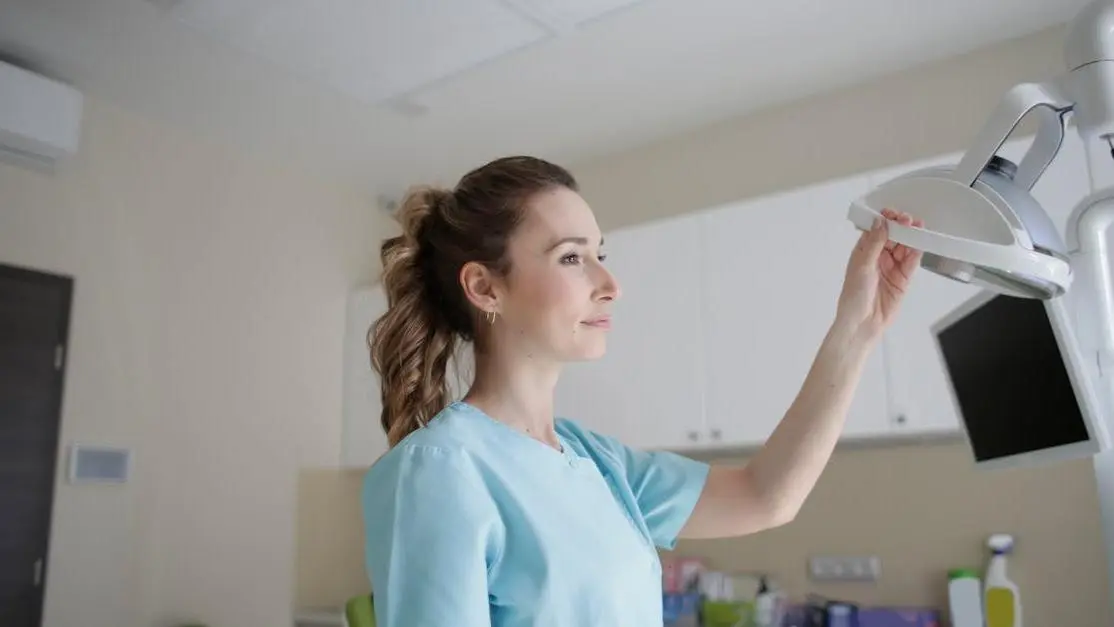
[[345, 594, 375, 627]]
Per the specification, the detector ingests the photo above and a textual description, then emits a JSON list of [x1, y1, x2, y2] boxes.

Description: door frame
[[1, 262, 74, 624]]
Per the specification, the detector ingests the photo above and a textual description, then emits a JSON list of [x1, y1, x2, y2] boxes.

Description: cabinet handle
[[710, 428, 722, 440], [687, 431, 699, 442], [894, 414, 907, 426]]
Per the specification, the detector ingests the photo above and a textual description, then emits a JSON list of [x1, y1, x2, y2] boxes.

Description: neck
[[464, 344, 562, 447]]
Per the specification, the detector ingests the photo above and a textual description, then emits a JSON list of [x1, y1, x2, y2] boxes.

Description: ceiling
[[0, 0, 1087, 198]]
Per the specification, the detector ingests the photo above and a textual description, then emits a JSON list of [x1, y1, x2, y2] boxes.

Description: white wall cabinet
[[558, 131, 1088, 453], [698, 176, 890, 450]]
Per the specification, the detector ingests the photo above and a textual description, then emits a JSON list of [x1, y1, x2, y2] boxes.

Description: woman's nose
[[596, 265, 621, 302]]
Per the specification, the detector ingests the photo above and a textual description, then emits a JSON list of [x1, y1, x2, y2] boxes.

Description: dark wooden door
[[0, 263, 72, 627]]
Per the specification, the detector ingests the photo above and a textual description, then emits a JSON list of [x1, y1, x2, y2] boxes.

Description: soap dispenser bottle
[[984, 534, 1022, 627]]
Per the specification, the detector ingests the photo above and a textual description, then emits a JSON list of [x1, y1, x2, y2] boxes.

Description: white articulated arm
[[1063, 0, 1114, 371], [1067, 189, 1114, 362]]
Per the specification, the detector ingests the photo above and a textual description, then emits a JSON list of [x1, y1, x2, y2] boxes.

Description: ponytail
[[367, 156, 580, 448], [370, 187, 458, 448]]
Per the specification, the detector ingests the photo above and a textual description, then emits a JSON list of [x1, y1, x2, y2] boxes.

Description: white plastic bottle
[[984, 534, 1022, 627], [753, 576, 778, 627], [947, 569, 983, 627]]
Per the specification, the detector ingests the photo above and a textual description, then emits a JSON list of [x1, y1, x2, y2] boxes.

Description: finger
[[898, 230, 924, 273], [898, 217, 925, 258], [855, 216, 890, 265], [900, 245, 923, 277], [883, 209, 910, 250], [877, 209, 895, 246]]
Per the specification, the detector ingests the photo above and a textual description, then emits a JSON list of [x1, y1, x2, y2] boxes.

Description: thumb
[[852, 216, 889, 268]]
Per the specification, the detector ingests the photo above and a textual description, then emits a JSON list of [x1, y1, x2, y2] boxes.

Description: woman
[[362, 155, 922, 626]]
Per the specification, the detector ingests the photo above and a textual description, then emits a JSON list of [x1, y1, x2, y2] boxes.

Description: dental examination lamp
[[849, 0, 1114, 425], [849, 3, 1114, 600]]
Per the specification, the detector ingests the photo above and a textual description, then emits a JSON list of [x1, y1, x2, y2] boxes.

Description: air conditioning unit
[[0, 59, 83, 172]]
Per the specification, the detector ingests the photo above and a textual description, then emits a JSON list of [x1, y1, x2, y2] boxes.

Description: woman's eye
[[597, 253, 607, 263], [560, 253, 582, 265]]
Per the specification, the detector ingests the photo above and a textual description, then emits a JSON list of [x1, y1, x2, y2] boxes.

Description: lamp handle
[[847, 200, 1072, 289]]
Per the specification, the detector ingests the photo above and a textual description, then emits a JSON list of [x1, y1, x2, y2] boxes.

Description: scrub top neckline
[[448, 400, 582, 467]]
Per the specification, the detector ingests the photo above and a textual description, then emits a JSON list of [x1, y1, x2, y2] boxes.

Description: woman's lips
[[581, 316, 612, 330]]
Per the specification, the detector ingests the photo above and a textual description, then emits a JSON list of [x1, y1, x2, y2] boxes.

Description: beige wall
[[0, 97, 386, 627], [682, 445, 1108, 624], [295, 22, 1113, 625], [574, 26, 1068, 231]]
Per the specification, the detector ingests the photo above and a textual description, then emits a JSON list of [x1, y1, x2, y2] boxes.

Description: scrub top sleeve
[[362, 445, 499, 627], [623, 446, 711, 549], [577, 426, 710, 550]]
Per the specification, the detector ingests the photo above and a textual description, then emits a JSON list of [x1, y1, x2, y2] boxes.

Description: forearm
[[742, 319, 877, 522]]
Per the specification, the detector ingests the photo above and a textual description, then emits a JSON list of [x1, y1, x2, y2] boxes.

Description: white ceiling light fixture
[[849, 0, 1114, 349]]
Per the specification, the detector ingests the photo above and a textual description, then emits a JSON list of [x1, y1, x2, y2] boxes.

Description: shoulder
[[555, 415, 710, 487], [554, 416, 627, 462], [361, 441, 503, 565], [362, 403, 497, 511], [360, 407, 508, 604]]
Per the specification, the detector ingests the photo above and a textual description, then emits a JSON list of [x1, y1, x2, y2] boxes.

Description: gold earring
[[487, 310, 496, 326]]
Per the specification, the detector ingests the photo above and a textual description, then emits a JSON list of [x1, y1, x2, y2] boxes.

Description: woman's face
[[478, 186, 621, 362]]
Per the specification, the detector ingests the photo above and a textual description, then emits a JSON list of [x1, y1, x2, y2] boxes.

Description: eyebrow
[[545, 236, 604, 253]]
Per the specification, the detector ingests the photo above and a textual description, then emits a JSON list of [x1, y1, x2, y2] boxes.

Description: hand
[[835, 208, 924, 342]]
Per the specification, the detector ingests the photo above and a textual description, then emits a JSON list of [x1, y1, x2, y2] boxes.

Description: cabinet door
[[340, 285, 390, 467], [554, 214, 706, 451], [699, 175, 890, 448]]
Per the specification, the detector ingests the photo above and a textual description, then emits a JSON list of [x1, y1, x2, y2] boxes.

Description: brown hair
[[369, 156, 578, 447]]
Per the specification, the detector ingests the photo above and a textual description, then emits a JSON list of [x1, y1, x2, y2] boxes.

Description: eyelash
[[560, 253, 607, 265]]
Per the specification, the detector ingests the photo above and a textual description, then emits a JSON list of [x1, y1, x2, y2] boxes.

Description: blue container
[[858, 608, 941, 627], [663, 593, 701, 627]]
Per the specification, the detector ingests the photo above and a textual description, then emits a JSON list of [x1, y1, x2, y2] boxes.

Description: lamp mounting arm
[[952, 81, 1075, 189], [1066, 187, 1114, 358]]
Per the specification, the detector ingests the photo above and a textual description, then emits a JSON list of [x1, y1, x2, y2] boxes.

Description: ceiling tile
[[166, 0, 549, 104], [501, 0, 652, 32]]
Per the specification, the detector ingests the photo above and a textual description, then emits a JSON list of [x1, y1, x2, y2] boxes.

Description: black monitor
[[931, 291, 1108, 469]]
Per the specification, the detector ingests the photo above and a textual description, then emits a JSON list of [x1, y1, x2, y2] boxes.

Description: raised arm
[[680, 209, 923, 539]]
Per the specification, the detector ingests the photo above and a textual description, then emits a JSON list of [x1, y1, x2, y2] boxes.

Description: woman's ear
[[459, 261, 500, 314]]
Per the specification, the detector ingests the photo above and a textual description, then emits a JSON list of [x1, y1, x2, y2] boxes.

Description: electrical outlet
[[808, 555, 882, 582]]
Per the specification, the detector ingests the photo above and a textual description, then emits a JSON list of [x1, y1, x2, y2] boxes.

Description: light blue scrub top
[[361, 401, 710, 627]]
